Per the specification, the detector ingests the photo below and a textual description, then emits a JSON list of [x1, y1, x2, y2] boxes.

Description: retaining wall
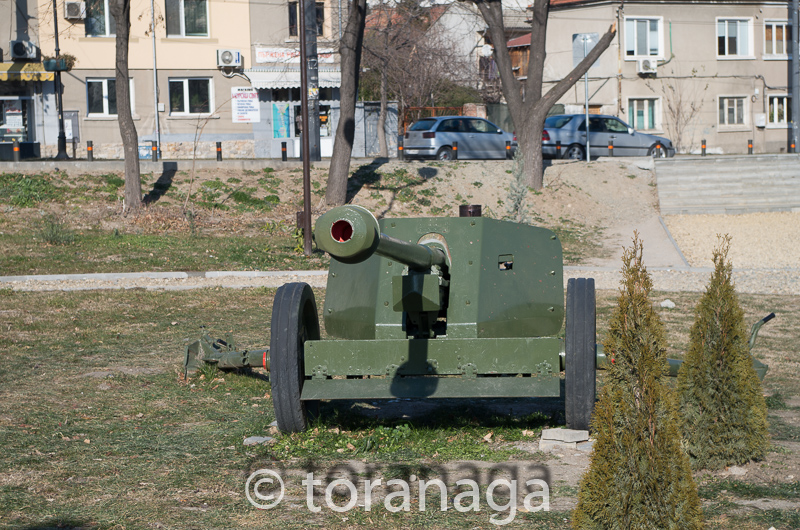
[[655, 154, 800, 215]]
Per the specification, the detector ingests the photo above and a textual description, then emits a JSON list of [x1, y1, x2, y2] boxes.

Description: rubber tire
[[648, 144, 666, 158], [270, 282, 320, 433], [436, 147, 453, 161], [564, 144, 585, 160], [565, 278, 596, 431]]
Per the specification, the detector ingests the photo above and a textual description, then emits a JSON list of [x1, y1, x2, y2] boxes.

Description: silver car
[[403, 116, 517, 160], [542, 114, 675, 159]]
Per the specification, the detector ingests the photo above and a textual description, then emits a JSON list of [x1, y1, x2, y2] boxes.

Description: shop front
[[0, 63, 52, 160]]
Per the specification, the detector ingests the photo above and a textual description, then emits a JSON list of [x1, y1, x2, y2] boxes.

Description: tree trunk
[[111, 0, 141, 213], [473, 0, 615, 189], [377, 65, 388, 157], [326, 0, 367, 206]]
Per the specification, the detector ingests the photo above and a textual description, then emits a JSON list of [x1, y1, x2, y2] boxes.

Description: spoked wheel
[[564, 144, 585, 160], [270, 282, 320, 433], [436, 147, 454, 161], [565, 278, 596, 431]]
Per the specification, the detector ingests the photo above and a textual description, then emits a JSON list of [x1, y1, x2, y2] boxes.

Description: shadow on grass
[[345, 158, 390, 203], [310, 393, 566, 432], [143, 162, 178, 205], [17, 519, 90, 530]]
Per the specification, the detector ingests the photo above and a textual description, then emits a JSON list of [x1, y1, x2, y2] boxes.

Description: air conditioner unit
[[217, 49, 242, 68], [65, 1, 86, 19], [10, 40, 38, 60], [637, 58, 657, 74]]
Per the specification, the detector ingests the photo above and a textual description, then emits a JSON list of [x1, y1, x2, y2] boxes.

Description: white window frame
[[716, 17, 755, 59], [85, 0, 115, 37], [718, 95, 748, 129], [626, 97, 662, 132], [767, 94, 791, 128], [165, 0, 210, 38], [624, 16, 664, 60], [86, 78, 135, 117], [764, 20, 792, 59], [168, 78, 213, 115]]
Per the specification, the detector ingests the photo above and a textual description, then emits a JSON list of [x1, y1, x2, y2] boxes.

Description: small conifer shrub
[[573, 235, 703, 529], [677, 235, 769, 470]]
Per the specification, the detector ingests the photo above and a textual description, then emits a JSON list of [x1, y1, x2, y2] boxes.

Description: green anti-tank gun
[[184, 205, 773, 433]]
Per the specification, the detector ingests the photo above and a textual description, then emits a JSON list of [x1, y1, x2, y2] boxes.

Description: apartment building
[[540, 0, 796, 154]]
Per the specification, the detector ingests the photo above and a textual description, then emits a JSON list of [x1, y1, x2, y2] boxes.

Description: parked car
[[542, 114, 675, 159], [403, 116, 517, 160]]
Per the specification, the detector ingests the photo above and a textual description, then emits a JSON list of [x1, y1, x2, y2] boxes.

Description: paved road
[[2, 266, 797, 295]]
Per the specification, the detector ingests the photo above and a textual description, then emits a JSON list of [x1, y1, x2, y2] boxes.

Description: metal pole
[[299, 0, 313, 256], [701, 139, 706, 156], [87, 140, 94, 161], [584, 36, 590, 162], [151, 0, 162, 158], [792, 0, 799, 153], [52, 0, 68, 160]]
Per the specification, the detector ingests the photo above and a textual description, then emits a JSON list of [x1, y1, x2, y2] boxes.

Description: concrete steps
[[655, 155, 800, 215]]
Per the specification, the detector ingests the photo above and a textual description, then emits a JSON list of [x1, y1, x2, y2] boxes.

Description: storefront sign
[[254, 47, 335, 64], [231, 87, 260, 123]]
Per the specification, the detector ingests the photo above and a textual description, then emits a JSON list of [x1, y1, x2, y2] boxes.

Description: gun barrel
[[314, 205, 447, 270]]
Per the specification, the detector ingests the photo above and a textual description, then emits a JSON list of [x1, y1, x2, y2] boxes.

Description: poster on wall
[[3, 101, 23, 129], [231, 87, 260, 123], [272, 103, 290, 138]]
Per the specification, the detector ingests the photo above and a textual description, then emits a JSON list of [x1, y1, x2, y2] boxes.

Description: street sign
[[572, 33, 600, 69]]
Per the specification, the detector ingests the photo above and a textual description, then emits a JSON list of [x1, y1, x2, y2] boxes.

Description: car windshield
[[409, 119, 437, 131], [544, 115, 573, 129]]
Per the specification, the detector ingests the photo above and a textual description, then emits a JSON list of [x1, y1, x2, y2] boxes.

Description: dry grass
[[1, 287, 798, 528]]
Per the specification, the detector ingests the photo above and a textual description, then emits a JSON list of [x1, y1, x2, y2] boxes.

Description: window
[[169, 78, 211, 114], [718, 96, 746, 126], [468, 119, 497, 133], [273, 88, 301, 102], [85, 0, 116, 36], [87, 78, 135, 116], [87, 79, 117, 115], [288, 2, 325, 37], [166, 0, 208, 37], [0, 99, 30, 142], [628, 98, 659, 130], [717, 18, 752, 57], [768, 95, 792, 126], [625, 17, 661, 58], [765, 21, 792, 57]]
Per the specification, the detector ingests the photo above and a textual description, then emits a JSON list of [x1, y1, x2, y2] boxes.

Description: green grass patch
[[699, 479, 800, 500], [0, 230, 328, 275]]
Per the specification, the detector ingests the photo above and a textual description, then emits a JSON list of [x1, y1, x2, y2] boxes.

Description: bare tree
[[110, 0, 142, 212], [646, 70, 708, 154], [326, 0, 368, 206], [362, 2, 475, 152], [470, 0, 615, 189]]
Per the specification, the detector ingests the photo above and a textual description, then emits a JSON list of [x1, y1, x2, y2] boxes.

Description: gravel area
[[664, 211, 800, 270]]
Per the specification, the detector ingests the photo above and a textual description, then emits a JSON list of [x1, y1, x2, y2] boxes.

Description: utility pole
[[303, 0, 322, 161], [299, 0, 313, 255], [52, 0, 69, 160], [792, 0, 799, 153]]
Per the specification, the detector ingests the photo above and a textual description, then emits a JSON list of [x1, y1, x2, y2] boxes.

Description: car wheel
[[564, 144, 585, 160], [565, 278, 597, 431], [648, 144, 667, 158], [436, 147, 453, 161]]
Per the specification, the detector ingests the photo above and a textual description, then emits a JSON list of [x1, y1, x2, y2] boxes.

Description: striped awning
[[0, 62, 54, 81], [246, 67, 341, 90]]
